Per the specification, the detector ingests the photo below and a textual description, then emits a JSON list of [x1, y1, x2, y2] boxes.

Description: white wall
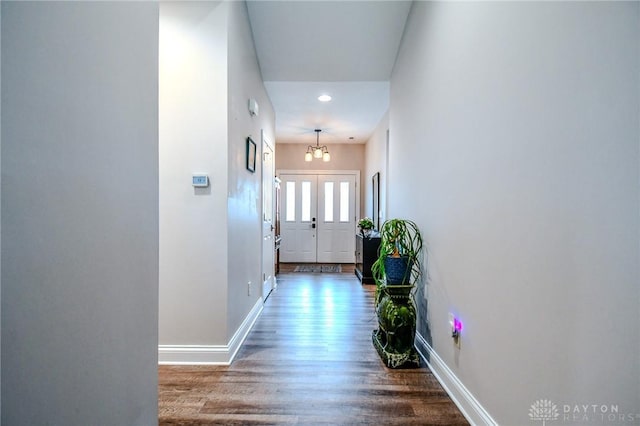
[[390, 2, 639, 424], [1, 2, 159, 424], [159, 1, 275, 360], [226, 0, 276, 336], [364, 111, 388, 227], [159, 1, 230, 346], [0, 5, 3, 417], [276, 143, 365, 173]]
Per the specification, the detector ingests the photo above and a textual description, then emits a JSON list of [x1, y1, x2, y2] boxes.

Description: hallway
[[159, 272, 469, 425]]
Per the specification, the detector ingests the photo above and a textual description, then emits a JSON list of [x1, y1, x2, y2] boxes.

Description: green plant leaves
[[371, 218, 423, 307]]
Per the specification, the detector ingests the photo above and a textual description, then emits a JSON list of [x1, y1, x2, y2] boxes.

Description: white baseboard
[[415, 332, 497, 426], [159, 297, 263, 365]]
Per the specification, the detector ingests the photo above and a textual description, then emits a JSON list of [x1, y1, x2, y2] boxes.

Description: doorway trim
[[261, 131, 276, 301]]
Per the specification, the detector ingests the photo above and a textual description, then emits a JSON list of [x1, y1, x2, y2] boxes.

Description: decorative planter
[[372, 286, 420, 368], [371, 218, 423, 369], [384, 256, 413, 285]]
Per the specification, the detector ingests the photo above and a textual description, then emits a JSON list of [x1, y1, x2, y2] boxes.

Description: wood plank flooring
[[159, 272, 469, 425]]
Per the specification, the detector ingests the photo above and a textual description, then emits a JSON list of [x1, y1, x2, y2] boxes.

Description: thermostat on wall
[[192, 174, 209, 187]]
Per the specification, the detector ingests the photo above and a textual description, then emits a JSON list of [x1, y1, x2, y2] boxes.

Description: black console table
[[355, 233, 381, 284]]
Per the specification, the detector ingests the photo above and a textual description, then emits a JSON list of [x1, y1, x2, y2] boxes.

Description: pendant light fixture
[[304, 129, 330, 162]]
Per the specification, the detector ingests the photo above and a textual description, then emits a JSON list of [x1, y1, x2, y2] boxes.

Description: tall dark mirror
[[372, 172, 380, 230]]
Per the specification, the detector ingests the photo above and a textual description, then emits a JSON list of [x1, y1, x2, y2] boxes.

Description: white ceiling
[[246, 1, 412, 145]]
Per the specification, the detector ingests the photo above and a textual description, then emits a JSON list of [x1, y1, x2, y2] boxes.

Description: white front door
[[262, 136, 275, 300], [317, 174, 356, 263], [280, 174, 318, 263], [280, 172, 357, 264]]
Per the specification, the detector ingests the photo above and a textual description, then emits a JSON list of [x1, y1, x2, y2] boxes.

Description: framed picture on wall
[[246, 137, 257, 173]]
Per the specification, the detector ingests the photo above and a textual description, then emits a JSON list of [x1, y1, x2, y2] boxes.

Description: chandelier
[[304, 129, 330, 162]]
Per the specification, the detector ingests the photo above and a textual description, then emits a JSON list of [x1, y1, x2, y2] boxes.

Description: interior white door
[[280, 174, 318, 263], [262, 138, 275, 301], [317, 174, 356, 263]]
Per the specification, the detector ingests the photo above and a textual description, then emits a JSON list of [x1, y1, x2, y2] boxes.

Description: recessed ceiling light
[[318, 94, 332, 102]]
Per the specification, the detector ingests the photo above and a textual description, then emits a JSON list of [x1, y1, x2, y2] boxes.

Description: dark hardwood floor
[[159, 271, 469, 425]]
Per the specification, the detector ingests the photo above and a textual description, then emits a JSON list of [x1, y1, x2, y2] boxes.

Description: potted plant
[[371, 218, 423, 289], [358, 217, 375, 237], [371, 218, 423, 368]]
